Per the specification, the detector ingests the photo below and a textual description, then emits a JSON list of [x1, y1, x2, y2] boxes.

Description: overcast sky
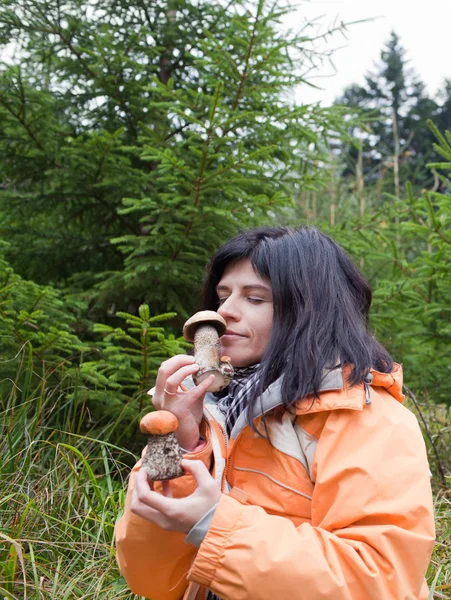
[[288, 0, 451, 105]]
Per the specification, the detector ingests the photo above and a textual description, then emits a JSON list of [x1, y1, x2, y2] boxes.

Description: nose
[[217, 295, 240, 321]]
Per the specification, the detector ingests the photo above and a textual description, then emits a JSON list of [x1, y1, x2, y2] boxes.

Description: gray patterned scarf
[[214, 363, 261, 437]]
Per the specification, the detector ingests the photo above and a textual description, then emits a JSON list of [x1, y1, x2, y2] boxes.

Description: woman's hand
[[131, 460, 221, 534], [152, 355, 215, 451]]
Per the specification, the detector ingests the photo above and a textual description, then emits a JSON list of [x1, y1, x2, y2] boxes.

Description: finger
[[161, 480, 173, 498], [134, 469, 175, 512], [155, 355, 196, 394], [130, 487, 165, 524], [135, 467, 154, 491], [137, 487, 178, 514], [184, 374, 216, 407], [164, 363, 200, 394], [131, 473, 158, 517]]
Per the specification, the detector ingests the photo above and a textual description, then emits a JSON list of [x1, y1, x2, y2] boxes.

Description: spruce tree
[[335, 32, 439, 204], [0, 0, 349, 319], [435, 79, 451, 142]]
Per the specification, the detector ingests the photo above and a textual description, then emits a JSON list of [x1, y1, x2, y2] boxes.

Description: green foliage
[[0, 248, 185, 452], [427, 491, 451, 598], [331, 32, 451, 215], [85, 304, 186, 404], [318, 121, 451, 407], [0, 0, 353, 318], [388, 121, 451, 404], [1, 359, 449, 598], [79, 304, 188, 449], [0, 8, 450, 594], [0, 242, 89, 396], [0, 372, 139, 599]]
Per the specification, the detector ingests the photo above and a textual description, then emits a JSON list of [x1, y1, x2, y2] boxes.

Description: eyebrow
[[215, 284, 271, 293]]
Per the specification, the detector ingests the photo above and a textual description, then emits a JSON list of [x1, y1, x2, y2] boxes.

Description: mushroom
[[183, 310, 234, 392], [140, 411, 184, 480]]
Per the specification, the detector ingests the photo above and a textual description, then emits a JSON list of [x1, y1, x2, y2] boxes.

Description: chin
[[220, 346, 260, 368], [230, 356, 258, 368]]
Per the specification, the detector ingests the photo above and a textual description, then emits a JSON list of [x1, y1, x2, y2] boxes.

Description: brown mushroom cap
[[182, 310, 227, 343], [140, 410, 179, 435]]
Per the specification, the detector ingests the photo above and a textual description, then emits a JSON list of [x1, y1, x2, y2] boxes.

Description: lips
[[224, 330, 245, 337]]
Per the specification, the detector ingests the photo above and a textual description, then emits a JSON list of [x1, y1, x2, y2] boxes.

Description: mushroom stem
[[183, 310, 234, 392], [141, 432, 184, 481], [193, 324, 221, 378]]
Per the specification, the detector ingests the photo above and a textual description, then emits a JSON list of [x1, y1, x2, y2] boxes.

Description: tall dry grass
[[407, 396, 451, 599], [1, 358, 450, 599]]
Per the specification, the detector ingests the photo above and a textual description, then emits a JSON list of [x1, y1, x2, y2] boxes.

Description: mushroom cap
[[140, 410, 179, 435], [183, 310, 227, 342]]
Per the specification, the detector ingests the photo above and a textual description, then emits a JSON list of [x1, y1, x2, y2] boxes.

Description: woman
[[115, 226, 435, 600]]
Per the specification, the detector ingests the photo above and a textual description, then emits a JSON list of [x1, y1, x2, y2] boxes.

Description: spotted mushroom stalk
[[140, 411, 184, 480], [183, 311, 234, 392]]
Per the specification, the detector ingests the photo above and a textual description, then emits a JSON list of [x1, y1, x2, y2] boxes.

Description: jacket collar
[[225, 363, 404, 439], [227, 364, 346, 439]]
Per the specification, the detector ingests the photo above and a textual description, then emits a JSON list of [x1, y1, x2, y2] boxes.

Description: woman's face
[[216, 259, 273, 368]]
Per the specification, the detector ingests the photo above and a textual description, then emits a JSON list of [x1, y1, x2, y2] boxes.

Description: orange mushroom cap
[[182, 310, 227, 343], [140, 410, 179, 435]]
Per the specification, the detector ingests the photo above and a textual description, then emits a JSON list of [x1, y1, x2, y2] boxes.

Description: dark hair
[[202, 226, 393, 417]]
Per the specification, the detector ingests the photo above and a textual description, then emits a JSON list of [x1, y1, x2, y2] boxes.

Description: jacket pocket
[[233, 466, 312, 500], [230, 462, 313, 523]]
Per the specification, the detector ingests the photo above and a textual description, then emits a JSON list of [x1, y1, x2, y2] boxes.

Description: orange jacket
[[115, 364, 435, 600]]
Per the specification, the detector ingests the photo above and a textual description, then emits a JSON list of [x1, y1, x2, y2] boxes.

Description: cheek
[[253, 310, 273, 346], [260, 326, 272, 348]]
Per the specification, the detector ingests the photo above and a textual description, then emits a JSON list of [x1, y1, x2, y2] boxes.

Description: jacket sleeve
[[187, 399, 435, 600], [114, 429, 214, 600]]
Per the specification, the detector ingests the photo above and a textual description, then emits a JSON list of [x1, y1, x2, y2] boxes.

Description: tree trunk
[[329, 165, 336, 227], [304, 191, 310, 220], [392, 106, 401, 245], [357, 137, 364, 217]]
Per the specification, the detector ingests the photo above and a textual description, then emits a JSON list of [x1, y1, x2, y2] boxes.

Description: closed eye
[[218, 296, 264, 305]]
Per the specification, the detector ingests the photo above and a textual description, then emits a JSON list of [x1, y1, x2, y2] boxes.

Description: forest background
[[0, 0, 450, 598]]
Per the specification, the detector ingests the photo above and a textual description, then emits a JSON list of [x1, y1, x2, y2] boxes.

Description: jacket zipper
[[364, 372, 373, 404], [220, 422, 229, 491], [204, 404, 230, 492]]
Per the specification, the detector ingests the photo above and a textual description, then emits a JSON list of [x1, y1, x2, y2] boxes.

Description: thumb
[[181, 459, 212, 486], [185, 374, 215, 405]]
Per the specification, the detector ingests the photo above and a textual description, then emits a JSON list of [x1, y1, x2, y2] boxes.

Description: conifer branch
[[170, 83, 223, 263], [194, 84, 222, 208], [34, 6, 136, 134], [0, 94, 64, 170], [169, 0, 237, 74], [403, 385, 448, 488], [232, 3, 261, 111], [0, 96, 43, 153]]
